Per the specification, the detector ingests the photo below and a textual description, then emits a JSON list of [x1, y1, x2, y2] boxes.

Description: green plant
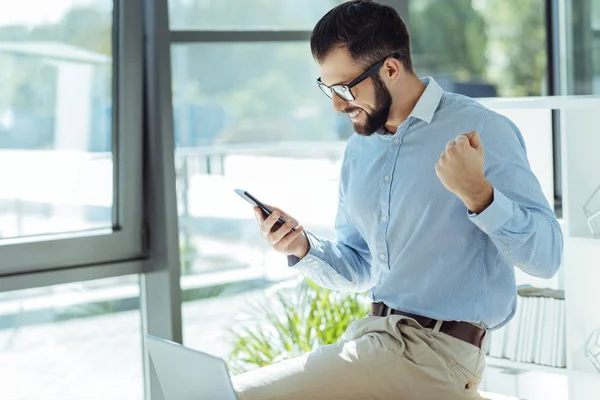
[[227, 279, 370, 374]]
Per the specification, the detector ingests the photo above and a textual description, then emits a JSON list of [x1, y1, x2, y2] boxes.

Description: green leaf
[[227, 278, 369, 374]]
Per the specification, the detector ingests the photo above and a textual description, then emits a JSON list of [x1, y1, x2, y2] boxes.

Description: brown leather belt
[[371, 302, 486, 349]]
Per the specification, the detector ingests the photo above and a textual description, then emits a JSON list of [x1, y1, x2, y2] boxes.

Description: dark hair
[[310, 0, 413, 72]]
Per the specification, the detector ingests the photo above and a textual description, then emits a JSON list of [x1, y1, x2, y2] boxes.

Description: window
[[171, 43, 351, 145], [0, 1, 113, 239], [172, 43, 345, 356], [409, 0, 548, 97], [0, 0, 144, 275], [0, 276, 143, 399], [566, 0, 600, 94], [169, 0, 344, 30]]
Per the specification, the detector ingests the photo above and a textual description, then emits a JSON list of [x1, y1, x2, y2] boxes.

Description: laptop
[[145, 334, 238, 400]]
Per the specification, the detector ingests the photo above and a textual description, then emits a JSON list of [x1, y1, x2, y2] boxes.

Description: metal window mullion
[[141, 0, 183, 399], [116, 0, 144, 243], [112, 1, 120, 228], [170, 30, 311, 43], [568, 0, 593, 95], [0, 260, 143, 292], [547, 0, 563, 217]]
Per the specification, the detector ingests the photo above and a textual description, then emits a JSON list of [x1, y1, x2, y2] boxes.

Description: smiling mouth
[[347, 109, 363, 121]]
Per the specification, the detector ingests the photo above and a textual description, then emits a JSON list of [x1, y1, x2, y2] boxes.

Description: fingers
[[455, 134, 469, 146], [465, 130, 483, 149], [464, 130, 478, 141], [255, 205, 302, 250], [260, 211, 281, 237], [274, 226, 304, 251], [268, 218, 298, 244], [444, 134, 471, 155]]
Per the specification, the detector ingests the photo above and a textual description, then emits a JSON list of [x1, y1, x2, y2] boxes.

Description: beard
[[344, 74, 392, 136]]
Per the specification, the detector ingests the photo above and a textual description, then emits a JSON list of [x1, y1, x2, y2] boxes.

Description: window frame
[[0, 0, 145, 276]]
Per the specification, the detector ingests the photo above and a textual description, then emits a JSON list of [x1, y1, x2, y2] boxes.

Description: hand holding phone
[[234, 189, 294, 232], [234, 189, 309, 258]]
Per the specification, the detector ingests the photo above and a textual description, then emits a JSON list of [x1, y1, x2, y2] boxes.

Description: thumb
[[464, 131, 483, 151]]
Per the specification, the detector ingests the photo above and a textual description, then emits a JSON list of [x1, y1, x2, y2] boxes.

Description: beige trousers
[[232, 315, 487, 400]]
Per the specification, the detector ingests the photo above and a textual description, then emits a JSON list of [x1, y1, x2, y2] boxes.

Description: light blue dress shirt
[[290, 77, 563, 330]]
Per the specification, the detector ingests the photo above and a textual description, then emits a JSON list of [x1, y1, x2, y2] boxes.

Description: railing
[[0, 141, 346, 322]]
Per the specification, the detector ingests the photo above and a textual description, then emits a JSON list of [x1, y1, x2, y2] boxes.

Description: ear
[[382, 57, 403, 81]]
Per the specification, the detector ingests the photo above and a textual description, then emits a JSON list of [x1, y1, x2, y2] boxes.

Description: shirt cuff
[[468, 187, 514, 234], [287, 230, 327, 270]]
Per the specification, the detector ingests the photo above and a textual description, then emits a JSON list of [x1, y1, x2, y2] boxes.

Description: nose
[[332, 94, 349, 113]]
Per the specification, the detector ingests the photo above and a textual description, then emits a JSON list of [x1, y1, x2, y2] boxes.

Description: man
[[232, 1, 563, 399]]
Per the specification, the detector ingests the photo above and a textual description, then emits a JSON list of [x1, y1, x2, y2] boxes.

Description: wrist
[[293, 232, 310, 259], [463, 182, 494, 214]]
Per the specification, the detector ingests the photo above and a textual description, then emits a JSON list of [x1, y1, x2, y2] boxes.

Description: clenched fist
[[435, 131, 493, 214]]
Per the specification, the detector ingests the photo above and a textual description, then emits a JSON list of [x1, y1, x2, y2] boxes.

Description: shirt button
[[504, 250, 509, 255], [379, 254, 385, 260], [381, 216, 388, 222], [384, 175, 390, 181], [482, 225, 488, 231], [394, 138, 399, 145]]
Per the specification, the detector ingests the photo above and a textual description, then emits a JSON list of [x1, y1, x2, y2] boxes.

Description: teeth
[[349, 110, 360, 117]]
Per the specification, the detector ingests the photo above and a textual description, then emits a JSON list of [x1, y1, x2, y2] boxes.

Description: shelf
[[486, 357, 568, 375], [477, 95, 600, 110], [567, 237, 600, 245]]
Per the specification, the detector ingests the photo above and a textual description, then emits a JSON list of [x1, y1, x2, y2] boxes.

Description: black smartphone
[[234, 189, 295, 232]]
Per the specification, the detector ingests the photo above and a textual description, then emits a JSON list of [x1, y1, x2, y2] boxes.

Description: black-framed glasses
[[316, 53, 399, 102]]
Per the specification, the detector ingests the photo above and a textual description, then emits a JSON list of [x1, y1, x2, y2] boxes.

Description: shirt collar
[[408, 77, 443, 124], [374, 76, 443, 135]]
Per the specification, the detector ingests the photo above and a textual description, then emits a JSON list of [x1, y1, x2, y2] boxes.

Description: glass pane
[[409, 0, 548, 97], [0, 275, 143, 399], [171, 43, 349, 144], [0, 0, 114, 242], [171, 0, 549, 97], [172, 43, 346, 362], [566, 0, 600, 94], [169, 0, 344, 30]]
